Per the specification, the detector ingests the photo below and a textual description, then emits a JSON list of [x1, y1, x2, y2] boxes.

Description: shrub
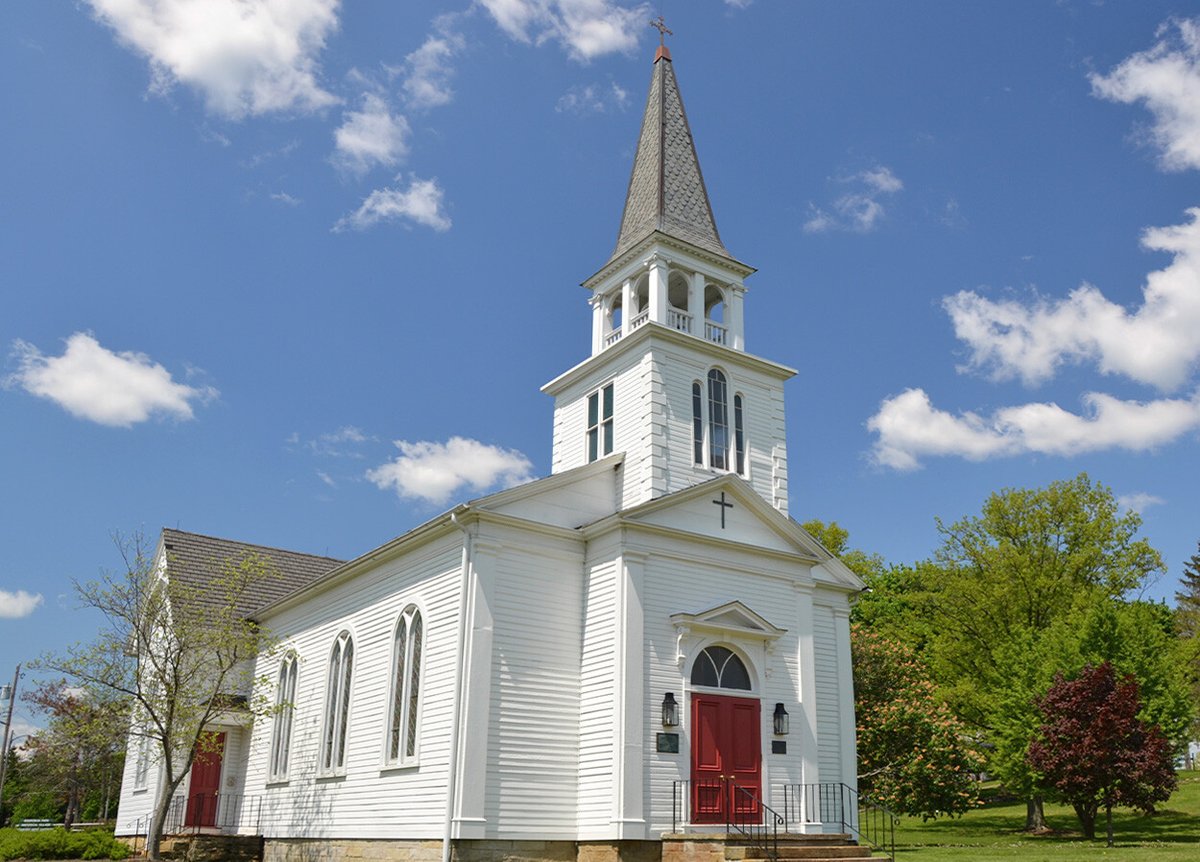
[[0, 827, 128, 861]]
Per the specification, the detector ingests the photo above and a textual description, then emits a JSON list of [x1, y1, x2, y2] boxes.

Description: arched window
[[387, 606, 423, 765], [321, 631, 354, 773], [691, 645, 751, 690], [734, 393, 746, 476], [269, 653, 298, 780], [692, 382, 704, 465], [707, 369, 729, 470]]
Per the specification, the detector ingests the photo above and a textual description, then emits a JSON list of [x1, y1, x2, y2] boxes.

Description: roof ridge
[[161, 527, 344, 563]]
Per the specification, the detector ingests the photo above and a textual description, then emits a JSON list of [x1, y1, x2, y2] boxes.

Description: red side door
[[691, 694, 761, 824], [184, 732, 225, 828]]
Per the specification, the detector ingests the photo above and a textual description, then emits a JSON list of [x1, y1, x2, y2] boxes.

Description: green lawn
[[889, 770, 1200, 861]]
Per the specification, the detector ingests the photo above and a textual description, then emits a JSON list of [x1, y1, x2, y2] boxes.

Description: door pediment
[[671, 599, 786, 642]]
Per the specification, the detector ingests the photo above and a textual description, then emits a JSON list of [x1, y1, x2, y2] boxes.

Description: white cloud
[[332, 93, 410, 174], [7, 332, 216, 427], [334, 176, 452, 232], [367, 436, 534, 505], [85, 0, 340, 119], [403, 27, 465, 110], [316, 470, 336, 488], [479, 0, 646, 61], [556, 81, 628, 113], [804, 165, 903, 234], [289, 425, 373, 457], [0, 590, 43, 619], [1091, 17, 1200, 171], [270, 191, 301, 206], [945, 209, 1200, 391], [1117, 492, 1165, 514], [867, 387, 1200, 470]]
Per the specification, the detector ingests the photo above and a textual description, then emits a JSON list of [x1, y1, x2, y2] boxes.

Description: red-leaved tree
[[1027, 662, 1176, 845]]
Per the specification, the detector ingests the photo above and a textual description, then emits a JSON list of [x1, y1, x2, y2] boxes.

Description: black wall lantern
[[773, 702, 789, 736], [662, 692, 679, 727]]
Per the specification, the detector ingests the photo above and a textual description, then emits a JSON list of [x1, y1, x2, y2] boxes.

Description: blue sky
[[3, 0, 1200, 733]]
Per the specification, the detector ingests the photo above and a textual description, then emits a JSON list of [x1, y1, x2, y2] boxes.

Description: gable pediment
[[609, 475, 825, 559]]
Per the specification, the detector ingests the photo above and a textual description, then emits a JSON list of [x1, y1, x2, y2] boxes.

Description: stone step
[[727, 847, 877, 861]]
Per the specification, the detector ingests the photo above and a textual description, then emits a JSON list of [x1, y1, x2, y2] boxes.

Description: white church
[[116, 41, 867, 862]]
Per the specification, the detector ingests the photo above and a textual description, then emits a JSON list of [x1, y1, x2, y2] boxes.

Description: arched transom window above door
[[691, 645, 751, 690]]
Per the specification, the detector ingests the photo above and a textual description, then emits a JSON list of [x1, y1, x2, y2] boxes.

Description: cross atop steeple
[[650, 16, 673, 61], [650, 15, 672, 45]]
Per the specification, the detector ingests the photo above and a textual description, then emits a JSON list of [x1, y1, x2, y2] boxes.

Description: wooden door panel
[[690, 694, 761, 824], [184, 732, 225, 828]]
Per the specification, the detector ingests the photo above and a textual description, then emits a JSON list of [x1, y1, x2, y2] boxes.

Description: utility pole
[[0, 664, 21, 822]]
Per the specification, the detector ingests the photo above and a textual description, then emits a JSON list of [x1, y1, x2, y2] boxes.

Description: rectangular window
[[586, 383, 614, 462], [734, 394, 746, 475], [134, 735, 151, 790]]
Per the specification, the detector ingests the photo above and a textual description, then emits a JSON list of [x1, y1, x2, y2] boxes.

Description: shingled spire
[[609, 42, 732, 264]]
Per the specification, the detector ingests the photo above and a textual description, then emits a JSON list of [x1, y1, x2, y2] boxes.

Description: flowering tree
[[1027, 662, 1176, 846], [852, 625, 981, 819]]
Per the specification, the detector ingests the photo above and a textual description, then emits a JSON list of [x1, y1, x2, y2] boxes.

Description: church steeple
[[609, 35, 732, 265], [545, 37, 795, 516]]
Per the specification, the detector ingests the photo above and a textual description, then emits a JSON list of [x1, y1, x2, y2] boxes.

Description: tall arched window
[[386, 606, 423, 765], [707, 369, 729, 470], [692, 382, 704, 465], [691, 645, 751, 690], [321, 631, 354, 773], [269, 653, 298, 780]]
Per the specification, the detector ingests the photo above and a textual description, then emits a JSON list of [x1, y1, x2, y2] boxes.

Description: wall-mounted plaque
[[771, 741, 787, 755], [657, 732, 680, 753]]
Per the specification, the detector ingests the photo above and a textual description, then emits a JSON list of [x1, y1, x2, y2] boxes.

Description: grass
[[889, 770, 1200, 861]]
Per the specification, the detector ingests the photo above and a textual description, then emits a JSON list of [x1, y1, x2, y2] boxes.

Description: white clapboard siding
[[577, 556, 619, 832], [114, 731, 159, 836], [551, 351, 648, 477], [484, 534, 585, 837], [243, 538, 463, 840], [640, 548, 805, 832], [811, 605, 843, 787], [650, 345, 788, 513]]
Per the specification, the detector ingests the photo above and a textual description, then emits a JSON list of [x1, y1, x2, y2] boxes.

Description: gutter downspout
[[443, 510, 472, 862]]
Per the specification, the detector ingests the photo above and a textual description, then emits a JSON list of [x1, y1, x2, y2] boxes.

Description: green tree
[[1176, 542, 1200, 743], [927, 474, 1163, 830], [852, 625, 982, 819], [35, 532, 280, 860], [21, 680, 127, 827]]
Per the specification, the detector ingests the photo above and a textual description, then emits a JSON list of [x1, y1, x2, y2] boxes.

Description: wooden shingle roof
[[160, 528, 343, 618]]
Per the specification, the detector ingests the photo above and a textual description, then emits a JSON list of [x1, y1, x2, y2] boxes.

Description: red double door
[[184, 732, 225, 828], [691, 694, 761, 824]]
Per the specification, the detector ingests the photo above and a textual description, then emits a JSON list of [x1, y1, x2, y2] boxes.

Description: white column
[[451, 540, 499, 839], [647, 257, 669, 326], [730, 285, 746, 351], [688, 272, 703, 336], [621, 278, 634, 338], [795, 584, 821, 832], [612, 552, 647, 838], [591, 296, 605, 354], [832, 605, 858, 831]]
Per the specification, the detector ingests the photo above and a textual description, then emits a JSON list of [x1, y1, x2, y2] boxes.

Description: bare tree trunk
[[1105, 803, 1114, 847], [1024, 796, 1047, 832], [1073, 802, 1097, 839]]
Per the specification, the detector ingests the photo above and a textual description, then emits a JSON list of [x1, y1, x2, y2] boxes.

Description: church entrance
[[690, 693, 761, 824], [184, 732, 225, 828]]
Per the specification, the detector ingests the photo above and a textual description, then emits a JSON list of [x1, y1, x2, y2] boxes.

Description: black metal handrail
[[729, 782, 783, 861], [781, 783, 897, 862], [671, 777, 783, 861], [160, 792, 262, 835]]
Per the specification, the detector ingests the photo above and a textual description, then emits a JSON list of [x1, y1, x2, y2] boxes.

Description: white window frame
[[268, 652, 298, 782], [384, 605, 424, 767], [692, 370, 747, 477], [586, 382, 615, 462], [133, 733, 152, 791], [319, 630, 354, 776]]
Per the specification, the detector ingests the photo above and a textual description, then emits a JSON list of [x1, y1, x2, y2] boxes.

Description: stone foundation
[[260, 839, 662, 862]]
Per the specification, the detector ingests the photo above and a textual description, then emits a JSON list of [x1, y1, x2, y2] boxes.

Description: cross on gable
[[713, 491, 733, 529]]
